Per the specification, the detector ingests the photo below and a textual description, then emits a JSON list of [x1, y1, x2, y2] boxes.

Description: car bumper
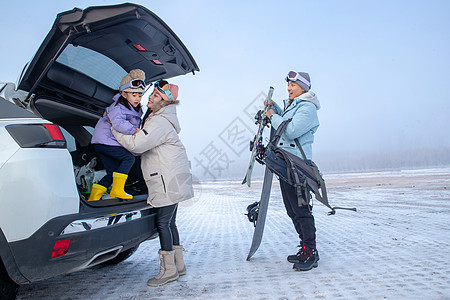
[[7, 206, 157, 284]]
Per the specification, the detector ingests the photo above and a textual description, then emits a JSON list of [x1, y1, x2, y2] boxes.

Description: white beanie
[[120, 69, 145, 93]]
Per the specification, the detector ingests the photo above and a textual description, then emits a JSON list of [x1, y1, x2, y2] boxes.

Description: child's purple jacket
[[91, 102, 143, 147]]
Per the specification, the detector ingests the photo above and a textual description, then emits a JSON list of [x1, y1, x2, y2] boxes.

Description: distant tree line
[[315, 147, 450, 173]]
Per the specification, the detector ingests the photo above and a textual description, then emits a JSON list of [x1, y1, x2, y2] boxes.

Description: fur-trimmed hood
[[150, 99, 179, 113]]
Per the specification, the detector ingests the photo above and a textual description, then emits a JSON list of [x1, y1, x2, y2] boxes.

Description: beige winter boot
[[147, 250, 179, 287], [173, 245, 186, 276]]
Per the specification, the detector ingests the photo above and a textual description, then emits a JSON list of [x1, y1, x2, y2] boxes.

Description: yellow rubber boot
[[110, 172, 133, 200], [88, 184, 107, 202]]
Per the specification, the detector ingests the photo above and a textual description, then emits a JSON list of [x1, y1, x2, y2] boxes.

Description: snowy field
[[17, 168, 450, 299]]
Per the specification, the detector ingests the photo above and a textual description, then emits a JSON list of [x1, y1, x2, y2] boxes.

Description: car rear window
[[56, 44, 127, 90]]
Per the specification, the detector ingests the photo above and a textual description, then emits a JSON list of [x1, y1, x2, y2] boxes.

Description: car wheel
[[0, 263, 19, 300], [101, 245, 139, 265]]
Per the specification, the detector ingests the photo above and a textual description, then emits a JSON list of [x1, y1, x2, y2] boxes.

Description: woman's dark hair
[[141, 109, 151, 128], [115, 95, 142, 112]]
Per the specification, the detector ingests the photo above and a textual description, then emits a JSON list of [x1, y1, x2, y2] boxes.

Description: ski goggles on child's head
[[286, 71, 310, 87], [154, 81, 175, 101], [119, 79, 146, 91]]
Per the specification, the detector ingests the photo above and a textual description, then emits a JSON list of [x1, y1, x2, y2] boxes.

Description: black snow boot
[[288, 243, 319, 264], [293, 247, 319, 271]]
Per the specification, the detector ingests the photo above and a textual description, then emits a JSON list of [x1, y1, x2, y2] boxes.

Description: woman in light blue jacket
[[265, 70, 320, 271]]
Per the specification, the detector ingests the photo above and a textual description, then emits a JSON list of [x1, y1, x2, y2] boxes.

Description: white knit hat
[[120, 69, 145, 93]]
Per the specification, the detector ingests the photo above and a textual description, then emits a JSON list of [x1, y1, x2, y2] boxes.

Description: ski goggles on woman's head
[[154, 80, 175, 101], [286, 70, 310, 87], [119, 79, 146, 91]]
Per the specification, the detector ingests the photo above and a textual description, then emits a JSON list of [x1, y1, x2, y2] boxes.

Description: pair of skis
[[242, 87, 274, 260], [242, 87, 274, 187]]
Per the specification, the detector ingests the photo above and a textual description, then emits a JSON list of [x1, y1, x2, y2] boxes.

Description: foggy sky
[[1, 0, 449, 179]]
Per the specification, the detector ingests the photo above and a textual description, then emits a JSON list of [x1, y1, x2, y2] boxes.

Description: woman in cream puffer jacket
[[112, 80, 193, 287], [112, 86, 193, 208]]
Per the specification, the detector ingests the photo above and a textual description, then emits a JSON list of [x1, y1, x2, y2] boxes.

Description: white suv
[[0, 4, 198, 299]]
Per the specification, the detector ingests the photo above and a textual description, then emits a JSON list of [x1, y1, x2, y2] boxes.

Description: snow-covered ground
[[17, 168, 450, 299]]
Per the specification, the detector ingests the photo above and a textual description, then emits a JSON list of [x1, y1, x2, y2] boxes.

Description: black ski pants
[[155, 203, 180, 251], [279, 179, 316, 249]]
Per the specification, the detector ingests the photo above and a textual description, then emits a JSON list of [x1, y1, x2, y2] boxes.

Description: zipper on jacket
[[161, 175, 166, 193]]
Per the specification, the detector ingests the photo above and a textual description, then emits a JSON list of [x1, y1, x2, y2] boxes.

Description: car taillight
[[51, 239, 71, 258], [6, 123, 67, 148]]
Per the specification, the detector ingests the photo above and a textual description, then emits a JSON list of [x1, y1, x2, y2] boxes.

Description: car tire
[[100, 245, 140, 265], [0, 263, 19, 300]]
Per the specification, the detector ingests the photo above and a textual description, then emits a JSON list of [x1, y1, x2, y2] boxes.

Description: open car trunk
[[62, 123, 148, 206], [16, 3, 199, 206]]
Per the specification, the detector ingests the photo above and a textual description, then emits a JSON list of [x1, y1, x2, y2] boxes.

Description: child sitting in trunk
[[88, 69, 145, 201]]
